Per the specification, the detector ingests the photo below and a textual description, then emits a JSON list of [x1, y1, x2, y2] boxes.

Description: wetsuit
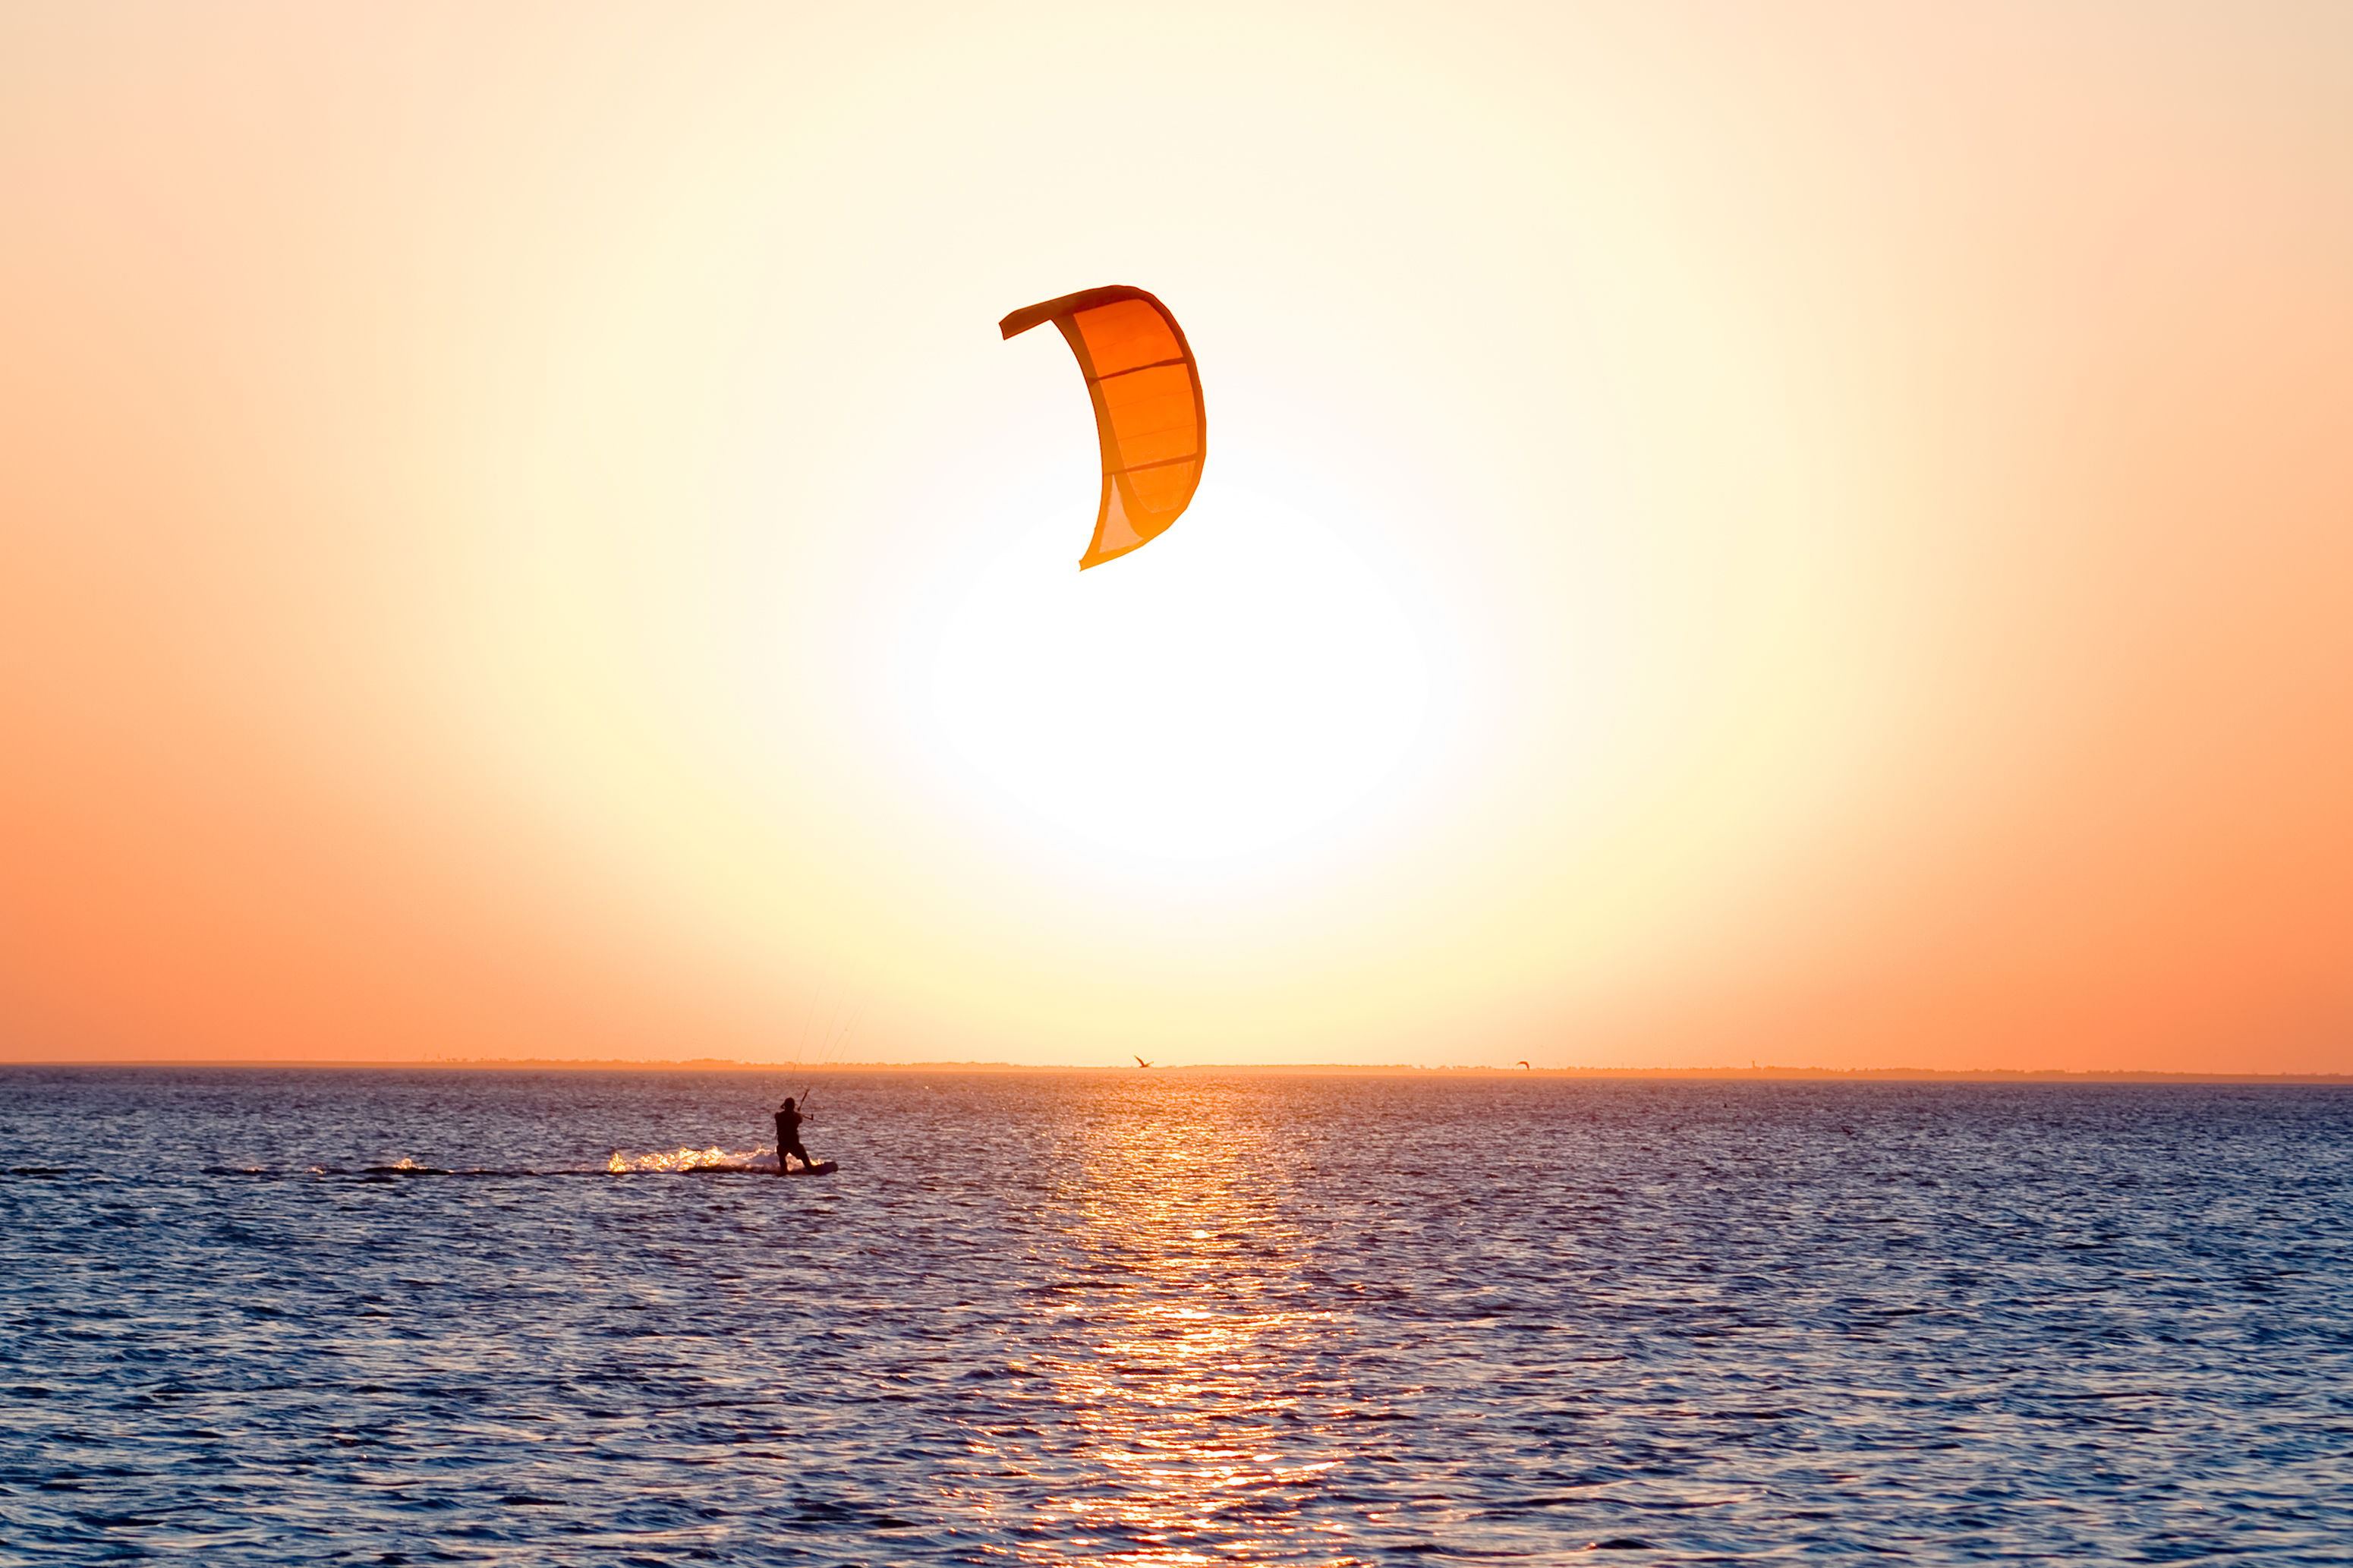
[[773, 1102, 813, 1172]]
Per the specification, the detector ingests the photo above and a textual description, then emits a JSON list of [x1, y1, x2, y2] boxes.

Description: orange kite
[[1000, 285, 1205, 569]]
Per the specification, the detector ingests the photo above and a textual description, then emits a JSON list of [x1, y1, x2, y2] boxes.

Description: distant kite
[[1000, 285, 1205, 569]]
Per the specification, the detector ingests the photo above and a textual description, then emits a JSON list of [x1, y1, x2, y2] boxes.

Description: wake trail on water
[[65, 1148, 805, 1179], [9, 1141, 830, 1182], [606, 1146, 781, 1173]]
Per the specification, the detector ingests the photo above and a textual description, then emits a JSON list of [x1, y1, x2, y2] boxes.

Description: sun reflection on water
[[998, 1085, 1354, 1567]]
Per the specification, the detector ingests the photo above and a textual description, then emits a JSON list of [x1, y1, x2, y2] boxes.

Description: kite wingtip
[[997, 298, 1066, 339], [1000, 285, 1154, 342]]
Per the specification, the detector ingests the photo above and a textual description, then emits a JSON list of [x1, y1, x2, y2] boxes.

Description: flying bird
[[1134, 1056, 1154, 1069], [1000, 285, 1205, 568]]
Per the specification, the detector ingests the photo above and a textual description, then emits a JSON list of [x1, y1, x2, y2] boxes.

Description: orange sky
[[3, 1, 2349, 1071]]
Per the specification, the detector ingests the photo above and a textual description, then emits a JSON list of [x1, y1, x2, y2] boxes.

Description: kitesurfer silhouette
[[773, 1097, 816, 1173]]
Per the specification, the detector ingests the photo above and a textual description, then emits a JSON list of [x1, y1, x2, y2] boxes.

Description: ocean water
[[1, 1069, 2348, 1566]]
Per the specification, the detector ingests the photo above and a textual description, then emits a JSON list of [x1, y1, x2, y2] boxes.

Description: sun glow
[[913, 482, 1449, 877], [8, 3, 2349, 1071]]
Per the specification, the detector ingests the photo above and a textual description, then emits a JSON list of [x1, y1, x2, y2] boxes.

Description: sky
[[2, 0, 2349, 1071]]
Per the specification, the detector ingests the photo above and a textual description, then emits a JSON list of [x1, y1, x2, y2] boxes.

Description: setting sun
[[918, 482, 1443, 873]]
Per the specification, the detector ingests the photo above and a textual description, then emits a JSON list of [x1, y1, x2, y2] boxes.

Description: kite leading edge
[[1000, 285, 1205, 569]]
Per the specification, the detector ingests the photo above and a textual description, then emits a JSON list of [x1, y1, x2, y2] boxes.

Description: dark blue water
[[2, 1069, 2347, 1565]]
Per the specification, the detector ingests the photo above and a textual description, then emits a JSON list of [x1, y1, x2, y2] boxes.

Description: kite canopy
[[1000, 285, 1205, 569]]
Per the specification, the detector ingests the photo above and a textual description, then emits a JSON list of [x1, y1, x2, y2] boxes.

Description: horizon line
[[1, 1056, 2347, 1084]]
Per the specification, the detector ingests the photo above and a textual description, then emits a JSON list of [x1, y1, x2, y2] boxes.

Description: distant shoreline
[[2, 1056, 2347, 1084]]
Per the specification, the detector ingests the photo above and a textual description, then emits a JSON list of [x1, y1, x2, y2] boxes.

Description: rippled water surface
[[2, 1069, 2348, 1565]]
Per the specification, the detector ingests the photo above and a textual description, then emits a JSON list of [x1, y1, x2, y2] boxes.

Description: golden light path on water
[[981, 1095, 1350, 1566]]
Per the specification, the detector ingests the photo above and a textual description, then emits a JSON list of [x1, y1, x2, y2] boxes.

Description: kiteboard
[[781, 1161, 838, 1177]]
